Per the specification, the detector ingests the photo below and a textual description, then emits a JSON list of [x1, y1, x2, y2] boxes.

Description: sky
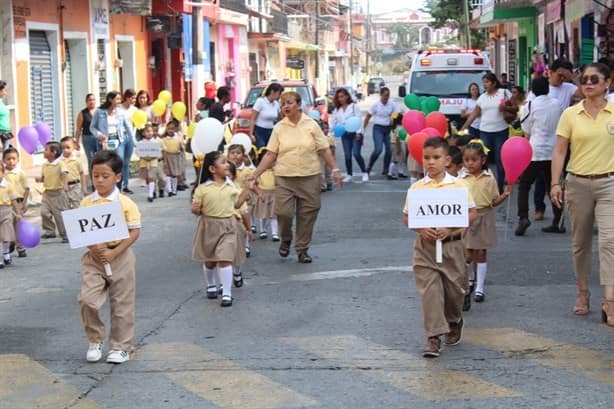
[[360, 0, 425, 14]]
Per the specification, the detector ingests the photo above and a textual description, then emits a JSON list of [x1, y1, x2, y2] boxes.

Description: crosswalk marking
[[139, 342, 317, 409], [0, 354, 99, 409], [463, 328, 614, 386], [284, 335, 520, 400]]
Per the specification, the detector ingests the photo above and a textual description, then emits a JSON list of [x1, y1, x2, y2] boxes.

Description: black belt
[[442, 233, 463, 243], [569, 172, 613, 180], [68, 180, 80, 185]]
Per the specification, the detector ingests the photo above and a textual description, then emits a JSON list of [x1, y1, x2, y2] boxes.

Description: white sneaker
[[86, 342, 103, 362], [361, 172, 369, 182], [106, 350, 130, 364], [342, 175, 352, 183]]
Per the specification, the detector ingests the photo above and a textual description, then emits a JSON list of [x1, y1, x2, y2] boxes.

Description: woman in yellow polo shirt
[[251, 91, 343, 263], [551, 62, 614, 327]]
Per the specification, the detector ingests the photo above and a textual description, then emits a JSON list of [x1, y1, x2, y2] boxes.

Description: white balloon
[[192, 118, 224, 155], [230, 132, 252, 153]]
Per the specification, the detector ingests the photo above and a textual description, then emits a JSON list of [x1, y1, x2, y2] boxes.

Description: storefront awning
[[478, 0, 536, 27], [284, 39, 321, 51]]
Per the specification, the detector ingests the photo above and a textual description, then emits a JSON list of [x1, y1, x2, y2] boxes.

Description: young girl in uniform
[[388, 113, 408, 180], [227, 143, 256, 256], [191, 151, 253, 307], [137, 124, 160, 202], [460, 141, 511, 307], [161, 119, 183, 196], [227, 162, 252, 288], [255, 148, 279, 241], [0, 163, 22, 267], [60, 136, 87, 209]]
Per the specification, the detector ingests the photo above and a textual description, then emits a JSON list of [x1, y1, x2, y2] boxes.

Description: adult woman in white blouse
[[461, 72, 512, 193], [249, 83, 283, 148], [362, 87, 399, 176], [329, 88, 367, 182], [460, 82, 481, 138]]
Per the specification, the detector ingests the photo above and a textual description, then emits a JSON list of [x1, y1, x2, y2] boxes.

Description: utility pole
[[315, 0, 320, 79], [463, 0, 471, 49], [349, 0, 354, 78]]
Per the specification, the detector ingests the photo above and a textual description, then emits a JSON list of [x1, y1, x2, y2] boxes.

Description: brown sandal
[[278, 241, 291, 258], [601, 299, 614, 327], [573, 289, 590, 315]]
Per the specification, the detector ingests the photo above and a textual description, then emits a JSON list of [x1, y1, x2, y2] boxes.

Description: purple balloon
[[17, 220, 41, 249], [35, 122, 52, 145], [18, 126, 39, 154]]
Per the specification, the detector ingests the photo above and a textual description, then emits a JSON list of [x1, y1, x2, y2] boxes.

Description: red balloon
[[402, 110, 426, 135], [407, 132, 429, 166], [421, 127, 441, 137], [425, 112, 448, 137], [501, 136, 533, 184]]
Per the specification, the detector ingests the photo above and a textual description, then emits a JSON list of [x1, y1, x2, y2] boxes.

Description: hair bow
[[469, 138, 490, 154]]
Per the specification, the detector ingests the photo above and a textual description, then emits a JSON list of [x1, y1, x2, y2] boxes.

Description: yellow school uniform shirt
[[267, 113, 329, 177], [233, 189, 249, 218], [235, 164, 253, 190], [161, 135, 181, 154], [0, 179, 17, 205], [459, 170, 499, 209], [5, 168, 29, 199], [557, 100, 614, 175], [193, 178, 240, 218], [80, 187, 141, 248], [42, 157, 64, 191], [61, 156, 83, 182], [403, 172, 475, 235], [258, 169, 276, 190]]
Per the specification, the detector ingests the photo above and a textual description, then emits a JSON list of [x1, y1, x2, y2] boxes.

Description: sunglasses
[[580, 74, 604, 85]]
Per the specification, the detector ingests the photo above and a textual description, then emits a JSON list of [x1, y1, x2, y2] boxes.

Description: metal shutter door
[[29, 31, 55, 140], [64, 40, 74, 137]]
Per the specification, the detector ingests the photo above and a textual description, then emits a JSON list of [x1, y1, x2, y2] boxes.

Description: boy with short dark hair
[[60, 136, 87, 209], [403, 137, 477, 358], [36, 141, 69, 243], [78, 150, 141, 364]]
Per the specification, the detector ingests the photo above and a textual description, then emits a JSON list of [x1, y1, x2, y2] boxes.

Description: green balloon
[[404, 93, 421, 110], [427, 96, 440, 112], [398, 129, 408, 141], [420, 99, 431, 114]]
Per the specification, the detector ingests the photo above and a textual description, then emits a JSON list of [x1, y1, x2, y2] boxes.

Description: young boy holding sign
[[78, 151, 141, 364], [403, 137, 477, 358]]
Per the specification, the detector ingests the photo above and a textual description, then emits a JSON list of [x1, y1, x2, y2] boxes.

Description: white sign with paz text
[[61, 201, 129, 249], [135, 140, 162, 158]]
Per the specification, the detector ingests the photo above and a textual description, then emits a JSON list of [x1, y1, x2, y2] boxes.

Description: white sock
[[166, 176, 172, 193], [476, 262, 487, 294], [219, 265, 233, 297], [3, 242, 9, 260], [203, 266, 217, 288], [258, 218, 265, 233], [147, 182, 155, 198], [399, 163, 408, 176], [467, 263, 475, 284], [270, 218, 278, 235], [388, 162, 395, 176], [245, 234, 250, 248], [171, 177, 178, 193]]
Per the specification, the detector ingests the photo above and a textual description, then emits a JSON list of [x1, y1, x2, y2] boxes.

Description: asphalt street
[[1, 89, 612, 409]]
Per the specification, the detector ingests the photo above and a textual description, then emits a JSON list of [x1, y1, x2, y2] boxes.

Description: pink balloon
[[35, 122, 52, 145], [16, 220, 41, 248], [421, 127, 441, 137], [501, 137, 533, 184], [18, 126, 39, 155], [402, 110, 426, 135]]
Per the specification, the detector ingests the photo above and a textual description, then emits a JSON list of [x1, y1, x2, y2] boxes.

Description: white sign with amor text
[[135, 141, 162, 158], [61, 201, 129, 249], [406, 188, 470, 229]]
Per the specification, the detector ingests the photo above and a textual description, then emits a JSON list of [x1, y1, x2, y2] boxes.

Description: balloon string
[[504, 190, 512, 241]]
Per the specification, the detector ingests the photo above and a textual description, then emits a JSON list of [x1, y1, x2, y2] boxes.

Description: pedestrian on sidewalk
[[191, 151, 253, 307], [403, 137, 477, 358], [36, 141, 69, 243], [550, 62, 614, 326], [515, 77, 563, 236], [117, 89, 137, 194], [79, 150, 141, 364], [0, 162, 22, 268], [3, 147, 30, 258], [0, 80, 14, 151], [75, 94, 98, 181], [363, 87, 399, 177], [60, 137, 87, 209]]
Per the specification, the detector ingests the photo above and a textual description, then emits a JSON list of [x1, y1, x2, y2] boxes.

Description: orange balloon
[[425, 112, 448, 137], [407, 132, 429, 166]]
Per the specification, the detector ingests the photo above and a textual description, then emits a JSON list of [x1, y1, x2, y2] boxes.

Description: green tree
[[422, 0, 478, 48], [385, 23, 420, 48]]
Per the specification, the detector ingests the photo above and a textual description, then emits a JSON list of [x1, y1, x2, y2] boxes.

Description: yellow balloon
[[152, 99, 166, 116], [158, 90, 172, 105], [132, 110, 147, 130], [171, 101, 187, 120], [187, 122, 196, 138]]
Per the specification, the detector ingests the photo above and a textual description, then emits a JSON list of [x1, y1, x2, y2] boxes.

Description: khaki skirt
[[138, 165, 157, 181], [0, 205, 15, 242], [192, 216, 238, 262], [467, 207, 497, 250], [255, 189, 275, 219], [407, 152, 423, 173], [392, 139, 405, 163], [164, 152, 182, 177], [233, 219, 247, 266]]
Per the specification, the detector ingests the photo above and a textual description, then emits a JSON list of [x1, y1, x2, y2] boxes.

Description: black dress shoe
[[474, 292, 485, 302], [542, 224, 566, 233], [515, 218, 531, 236], [233, 273, 244, 288], [221, 295, 233, 307], [398, 174, 408, 179], [41, 234, 57, 239], [158, 189, 165, 198], [387, 175, 398, 180], [298, 252, 313, 263], [122, 188, 134, 194], [147, 197, 154, 202]]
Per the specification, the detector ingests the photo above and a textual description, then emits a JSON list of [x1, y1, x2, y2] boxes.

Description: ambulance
[[406, 49, 492, 124]]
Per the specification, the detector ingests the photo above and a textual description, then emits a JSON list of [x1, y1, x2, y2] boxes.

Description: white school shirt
[[476, 88, 510, 132], [328, 103, 362, 134], [520, 95, 562, 161], [107, 114, 119, 135], [460, 98, 480, 129], [367, 100, 399, 126], [527, 82, 578, 110], [252, 97, 280, 129]]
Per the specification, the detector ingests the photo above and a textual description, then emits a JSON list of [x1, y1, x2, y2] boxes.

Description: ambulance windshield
[[410, 70, 488, 97]]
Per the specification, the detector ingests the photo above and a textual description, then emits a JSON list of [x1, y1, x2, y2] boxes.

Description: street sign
[[287, 57, 305, 69]]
